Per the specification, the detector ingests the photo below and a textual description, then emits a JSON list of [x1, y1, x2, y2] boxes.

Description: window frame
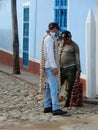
[[54, 0, 68, 31], [22, 6, 30, 68]]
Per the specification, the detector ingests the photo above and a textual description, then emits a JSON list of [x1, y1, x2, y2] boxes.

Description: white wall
[[96, 0, 98, 92]]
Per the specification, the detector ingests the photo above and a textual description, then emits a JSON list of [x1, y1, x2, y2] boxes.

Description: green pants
[[60, 65, 77, 106]]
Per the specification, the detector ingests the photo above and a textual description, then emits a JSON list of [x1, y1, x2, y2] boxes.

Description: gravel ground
[[0, 71, 98, 130]]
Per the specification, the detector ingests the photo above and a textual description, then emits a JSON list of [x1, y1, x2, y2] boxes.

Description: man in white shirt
[[42, 22, 67, 115]]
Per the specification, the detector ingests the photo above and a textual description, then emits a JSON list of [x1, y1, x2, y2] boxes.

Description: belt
[[61, 64, 76, 69]]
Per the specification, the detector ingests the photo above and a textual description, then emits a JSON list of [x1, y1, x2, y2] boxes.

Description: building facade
[[0, 0, 96, 95]]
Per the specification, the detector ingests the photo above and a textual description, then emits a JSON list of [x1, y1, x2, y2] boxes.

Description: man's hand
[[75, 71, 80, 81], [52, 68, 58, 75]]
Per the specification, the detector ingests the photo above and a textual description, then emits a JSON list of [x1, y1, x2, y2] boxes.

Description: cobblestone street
[[0, 71, 98, 130]]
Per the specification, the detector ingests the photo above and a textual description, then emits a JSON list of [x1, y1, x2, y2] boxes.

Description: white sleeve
[[45, 37, 57, 68]]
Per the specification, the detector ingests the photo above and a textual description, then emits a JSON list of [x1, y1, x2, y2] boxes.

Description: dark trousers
[[60, 65, 77, 106]]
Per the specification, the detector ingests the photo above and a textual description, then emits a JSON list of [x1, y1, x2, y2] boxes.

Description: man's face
[[52, 27, 59, 33], [65, 36, 72, 44]]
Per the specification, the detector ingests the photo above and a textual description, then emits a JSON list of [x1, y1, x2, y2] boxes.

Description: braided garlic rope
[[39, 32, 63, 94], [39, 34, 48, 93], [52, 36, 61, 92]]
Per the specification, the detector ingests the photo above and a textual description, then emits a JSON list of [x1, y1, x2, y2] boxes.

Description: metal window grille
[[23, 7, 29, 68], [54, 0, 68, 31]]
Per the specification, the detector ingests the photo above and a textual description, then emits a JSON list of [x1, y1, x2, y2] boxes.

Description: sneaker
[[44, 107, 52, 113], [52, 109, 68, 116]]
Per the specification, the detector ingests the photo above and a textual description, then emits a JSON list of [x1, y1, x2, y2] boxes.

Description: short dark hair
[[48, 22, 60, 30], [61, 30, 72, 40]]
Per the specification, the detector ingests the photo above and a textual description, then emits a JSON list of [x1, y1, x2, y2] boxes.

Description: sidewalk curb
[[83, 98, 98, 105], [0, 70, 39, 87]]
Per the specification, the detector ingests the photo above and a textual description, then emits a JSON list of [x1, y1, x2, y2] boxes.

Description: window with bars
[[23, 7, 29, 68], [54, 0, 68, 31]]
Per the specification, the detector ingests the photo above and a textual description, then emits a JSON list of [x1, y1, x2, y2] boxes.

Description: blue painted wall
[[30, 0, 54, 60], [0, 0, 96, 76], [68, 0, 96, 74], [17, 0, 54, 60], [0, 0, 12, 52]]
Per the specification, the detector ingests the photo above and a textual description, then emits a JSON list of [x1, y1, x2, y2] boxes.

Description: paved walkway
[[0, 64, 98, 104], [0, 64, 40, 86]]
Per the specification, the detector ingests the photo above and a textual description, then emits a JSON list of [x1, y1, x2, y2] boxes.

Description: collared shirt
[[44, 32, 57, 69]]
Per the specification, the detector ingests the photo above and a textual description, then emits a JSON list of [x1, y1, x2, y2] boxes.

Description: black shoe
[[64, 103, 69, 107], [44, 107, 52, 113], [52, 109, 68, 116], [64, 101, 70, 107]]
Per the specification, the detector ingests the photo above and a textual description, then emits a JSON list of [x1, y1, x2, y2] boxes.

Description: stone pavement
[[0, 64, 98, 104], [0, 64, 40, 86], [0, 64, 98, 130]]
